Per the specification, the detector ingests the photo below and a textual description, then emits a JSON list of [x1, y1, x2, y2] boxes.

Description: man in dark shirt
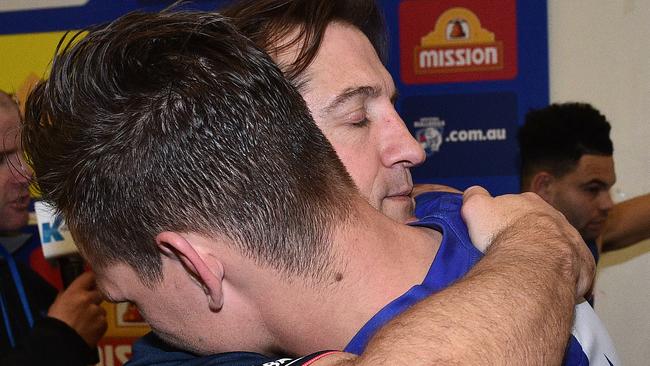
[[0, 90, 107, 366]]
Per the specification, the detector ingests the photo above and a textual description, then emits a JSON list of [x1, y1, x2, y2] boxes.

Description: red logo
[[399, 0, 518, 84]]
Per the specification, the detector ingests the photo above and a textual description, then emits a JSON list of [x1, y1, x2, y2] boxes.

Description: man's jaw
[[582, 217, 608, 241], [381, 190, 416, 223], [577, 210, 608, 241]]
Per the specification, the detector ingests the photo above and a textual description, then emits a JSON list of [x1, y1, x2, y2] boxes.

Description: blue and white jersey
[[344, 192, 620, 366], [127, 332, 338, 366]]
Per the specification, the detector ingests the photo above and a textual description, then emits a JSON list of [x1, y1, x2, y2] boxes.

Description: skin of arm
[[411, 183, 462, 196], [314, 187, 593, 366], [599, 192, 650, 252]]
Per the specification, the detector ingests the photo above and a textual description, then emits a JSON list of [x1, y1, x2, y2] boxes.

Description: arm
[[599, 192, 650, 252], [316, 187, 593, 366], [411, 183, 462, 196], [1, 271, 107, 366]]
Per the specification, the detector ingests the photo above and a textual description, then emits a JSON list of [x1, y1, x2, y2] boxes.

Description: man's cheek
[[346, 169, 377, 198]]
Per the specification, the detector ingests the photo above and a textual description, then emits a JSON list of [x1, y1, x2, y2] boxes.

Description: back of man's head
[[22, 9, 354, 286], [518, 102, 613, 189], [221, 0, 386, 88]]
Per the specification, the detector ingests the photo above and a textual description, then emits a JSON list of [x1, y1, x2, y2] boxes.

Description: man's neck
[[247, 198, 442, 355]]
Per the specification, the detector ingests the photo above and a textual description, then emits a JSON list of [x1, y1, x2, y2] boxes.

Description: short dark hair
[[22, 10, 355, 286], [518, 102, 613, 188], [221, 0, 387, 89]]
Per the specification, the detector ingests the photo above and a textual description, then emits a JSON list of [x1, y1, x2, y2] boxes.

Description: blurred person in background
[[0, 90, 107, 366], [519, 102, 650, 304], [520, 102, 650, 265]]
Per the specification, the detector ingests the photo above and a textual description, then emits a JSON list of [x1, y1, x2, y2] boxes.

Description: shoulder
[[411, 184, 462, 197], [413, 191, 463, 219], [128, 333, 345, 366]]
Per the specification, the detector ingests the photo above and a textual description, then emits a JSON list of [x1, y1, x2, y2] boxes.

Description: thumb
[[463, 186, 491, 203], [66, 271, 96, 291]]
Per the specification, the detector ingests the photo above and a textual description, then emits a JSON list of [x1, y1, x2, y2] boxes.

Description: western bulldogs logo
[[414, 117, 445, 156]]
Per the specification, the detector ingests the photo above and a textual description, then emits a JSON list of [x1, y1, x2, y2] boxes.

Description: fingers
[[67, 270, 96, 291], [86, 287, 105, 305], [59, 270, 104, 305], [460, 186, 595, 300], [462, 185, 491, 202], [61, 297, 108, 347], [411, 183, 462, 197], [572, 234, 596, 299], [460, 187, 497, 253]]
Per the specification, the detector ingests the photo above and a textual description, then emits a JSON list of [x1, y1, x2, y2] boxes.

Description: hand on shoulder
[[461, 186, 595, 299], [411, 184, 462, 197]]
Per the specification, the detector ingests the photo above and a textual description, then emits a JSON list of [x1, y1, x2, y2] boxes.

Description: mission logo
[[399, 0, 518, 84]]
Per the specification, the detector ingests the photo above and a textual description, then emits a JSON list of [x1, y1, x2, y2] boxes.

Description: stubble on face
[[547, 155, 616, 241]]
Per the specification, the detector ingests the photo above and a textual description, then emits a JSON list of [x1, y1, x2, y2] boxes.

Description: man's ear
[[530, 172, 555, 201], [155, 232, 225, 311]]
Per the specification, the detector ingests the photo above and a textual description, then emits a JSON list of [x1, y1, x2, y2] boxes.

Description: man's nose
[[381, 114, 426, 168], [600, 191, 615, 212]]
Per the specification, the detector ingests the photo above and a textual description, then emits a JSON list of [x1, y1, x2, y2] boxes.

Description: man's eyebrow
[[581, 179, 612, 188], [320, 85, 379, 118]]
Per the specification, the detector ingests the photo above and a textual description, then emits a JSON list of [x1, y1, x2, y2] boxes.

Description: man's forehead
[[317, 85, 379, 118], [298, 23, 394, 109], [313, 24, 389, 78], [571, 154, 616, 185]]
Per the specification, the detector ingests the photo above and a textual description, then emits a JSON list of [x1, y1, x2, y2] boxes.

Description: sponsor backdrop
[[382, 0, 548, 194], [0, 0, 548, 364]]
